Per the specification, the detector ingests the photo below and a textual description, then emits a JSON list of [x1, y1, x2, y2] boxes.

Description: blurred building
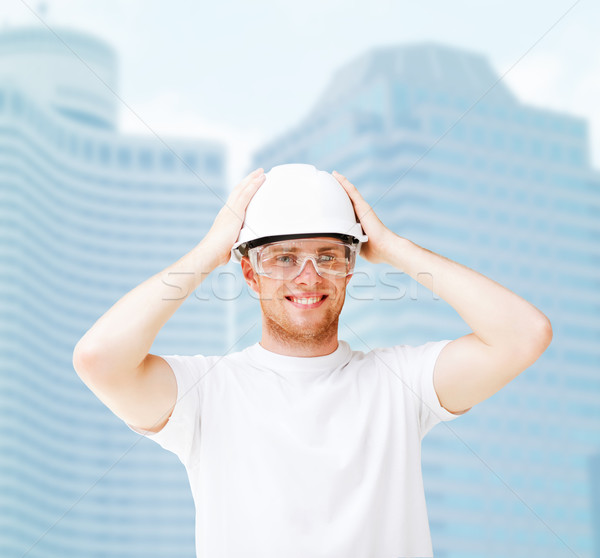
[[250, 43, 600, 557], [0, 26, 227, 557]]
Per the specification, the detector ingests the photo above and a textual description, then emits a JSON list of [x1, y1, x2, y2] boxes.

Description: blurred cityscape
[[1, 22, 599, 558]]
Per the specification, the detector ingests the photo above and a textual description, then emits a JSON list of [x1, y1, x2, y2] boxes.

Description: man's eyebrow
[[271, 245, 299, 252], [271, 243, 345, 252], [316, 244, 346, 251]]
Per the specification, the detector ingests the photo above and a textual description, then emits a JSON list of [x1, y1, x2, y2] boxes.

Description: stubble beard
[[260, 290, 345, 350]]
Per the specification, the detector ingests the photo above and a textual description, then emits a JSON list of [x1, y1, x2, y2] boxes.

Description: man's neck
[[259, 333, 339, 357]]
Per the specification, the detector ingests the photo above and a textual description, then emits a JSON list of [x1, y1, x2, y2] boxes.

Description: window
[[550, 118, 565, 133], [510, 134, 525, 154], [548, 142, 562, 162], [356, 112, 383, 134], [512, 166, 526, 179], [139, 149, 153, 170], [532, 112, 546, 129], [568, 147, 583, 166], [83, 139, 93, 161], [513, 110, 527, 125], [451, 122, 466, 141], [117, 147, 132, 168], [491, 130, 505, 150], [430, 115, 446, 136], [161, 151, 175, 170], [56, 129, 66, 151], [205, 154, 222, 174], [11, 92, 23, 115], [570, 120, 585, 137], [434, 91, 449, 106], [455, 96, 469, 110], [494, 107, 508, 120], [415, 88, 428, 104], [392, 82, 409, 114], [99, 143, 111, 165], [182, 153, 198, 172], [471, 126, 484, 145], [69, 135, 78, 156], [530, 138, 543, 157]]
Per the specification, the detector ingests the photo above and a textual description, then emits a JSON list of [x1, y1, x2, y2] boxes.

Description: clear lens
[[249, 239, 356, 280]]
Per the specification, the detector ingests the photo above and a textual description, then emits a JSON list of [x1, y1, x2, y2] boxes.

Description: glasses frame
[[248, 239, 358, 280]]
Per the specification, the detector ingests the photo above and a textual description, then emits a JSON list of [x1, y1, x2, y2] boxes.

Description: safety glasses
[[248, 238, 357, 280]]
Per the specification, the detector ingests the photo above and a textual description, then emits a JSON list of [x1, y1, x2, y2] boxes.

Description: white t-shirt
[[130, 339, 466, 558]]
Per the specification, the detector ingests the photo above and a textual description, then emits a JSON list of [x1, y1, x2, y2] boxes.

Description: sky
[[2, 0, 599, 184]]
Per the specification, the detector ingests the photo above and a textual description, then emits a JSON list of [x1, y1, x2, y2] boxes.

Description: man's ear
[[241, 256, 260, 294]]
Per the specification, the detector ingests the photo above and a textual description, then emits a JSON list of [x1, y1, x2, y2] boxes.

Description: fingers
[[204, 168, 268, 266], [227, 167, 266, 210], [332, 170, 386, 234], [332, 170, 371, 213], [332, 170, 353, 188], [332, 170, 361, 200], [237, 168, 266, 206], [231, 168, 264, 194]]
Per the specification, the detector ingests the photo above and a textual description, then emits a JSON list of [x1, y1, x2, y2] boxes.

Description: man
[[73, 163, 552, 558]]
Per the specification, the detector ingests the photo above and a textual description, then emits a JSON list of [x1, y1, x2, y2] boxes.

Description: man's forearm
[[383, 233, 551, 350], [74, 239, 222, 376]]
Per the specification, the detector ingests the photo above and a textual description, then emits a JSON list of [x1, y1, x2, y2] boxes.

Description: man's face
[[241, 237, 354, 345]]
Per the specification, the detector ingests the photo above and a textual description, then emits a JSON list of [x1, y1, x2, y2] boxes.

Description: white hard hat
[[231, 163, 368, 262]]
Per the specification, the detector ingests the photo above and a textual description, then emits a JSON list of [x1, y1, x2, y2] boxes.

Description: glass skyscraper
[[251, 43, 599, 558], [0, 26, 226, 557]]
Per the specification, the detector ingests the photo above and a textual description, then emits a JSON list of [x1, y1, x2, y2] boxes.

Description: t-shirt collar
[[244, 340, 352, 381]]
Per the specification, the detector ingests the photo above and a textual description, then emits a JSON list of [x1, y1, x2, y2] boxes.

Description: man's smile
[[284, 294, 329, 308]]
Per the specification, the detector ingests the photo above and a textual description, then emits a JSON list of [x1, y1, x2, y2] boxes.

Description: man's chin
[[259, 293, 345, 345], [263, 313, 339, 345]]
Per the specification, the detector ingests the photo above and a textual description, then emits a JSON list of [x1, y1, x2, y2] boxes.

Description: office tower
[[0, 26, 226, 557], [251, 43, 599, 557]]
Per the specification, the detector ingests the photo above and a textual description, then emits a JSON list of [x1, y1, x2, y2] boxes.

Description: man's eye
[[276, 254, 296, 264], [317, 254, 336, 263]]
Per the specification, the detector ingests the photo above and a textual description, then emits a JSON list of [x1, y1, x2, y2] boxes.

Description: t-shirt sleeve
[[392, 339, 468, 439], [126, 354, 204, 466]]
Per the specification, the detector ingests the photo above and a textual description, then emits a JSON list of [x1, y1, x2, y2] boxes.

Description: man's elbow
[[523, 316, 553, 363], [72, 341, 114, 386], [536, 316, 553, 350], [72, 341, 99, 382]]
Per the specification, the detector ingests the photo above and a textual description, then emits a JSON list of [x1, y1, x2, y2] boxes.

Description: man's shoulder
[[160, 346, 252, 373], [348, 339, 452, 368], [361, 339, 451, 354]]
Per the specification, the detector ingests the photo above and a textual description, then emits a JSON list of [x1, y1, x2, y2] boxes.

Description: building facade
[[0, 27, 226, 557], [250, 43, 599, 558]]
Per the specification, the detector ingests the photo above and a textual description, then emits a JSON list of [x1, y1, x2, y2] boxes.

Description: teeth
[[290, 296, 323, 305]]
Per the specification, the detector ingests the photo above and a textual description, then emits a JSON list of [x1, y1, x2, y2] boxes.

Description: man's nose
[[294, 258, 322, 283]]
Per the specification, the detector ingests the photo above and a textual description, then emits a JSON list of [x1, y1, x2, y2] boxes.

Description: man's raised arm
[[72, 168, 266, 432], [333, 170, 553, 415]]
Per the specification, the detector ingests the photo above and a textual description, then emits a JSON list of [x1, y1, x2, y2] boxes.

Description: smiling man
[[73, 163, 552, 558], [232, 164, 367, 358], [242, 236, 352, 351]]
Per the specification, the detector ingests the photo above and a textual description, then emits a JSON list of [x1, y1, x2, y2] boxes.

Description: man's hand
[[333, 170, 552, 415], [203, 167, 266, 267], [332, 170, 396, 265], [72, 167, 267, 433]]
